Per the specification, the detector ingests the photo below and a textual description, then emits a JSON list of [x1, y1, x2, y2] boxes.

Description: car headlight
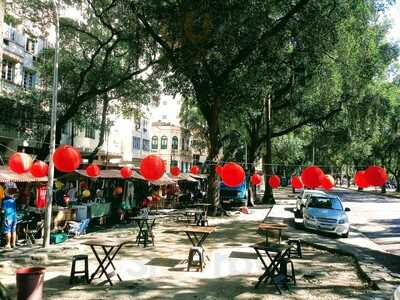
[[338, 216, 348, 224], [305, 214, 315, 221]]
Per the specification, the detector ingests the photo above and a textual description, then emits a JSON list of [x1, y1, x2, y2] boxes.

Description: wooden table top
[[129, 216, 158, 221], [258, 223, 288, 231], [192, 203, 211, 207], [82, 238, 133, 247], [177, 226, 216, 234], [252, 242, 290, 252]]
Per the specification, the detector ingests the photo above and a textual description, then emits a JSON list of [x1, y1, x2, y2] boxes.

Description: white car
[[294, 189, 327, 218], [303, 195, 350, 238]]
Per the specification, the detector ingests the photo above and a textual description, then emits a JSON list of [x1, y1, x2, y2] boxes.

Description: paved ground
[[329, 188, 400, 255], [0, 208, 376, 300], [270, 188, 400, 299]]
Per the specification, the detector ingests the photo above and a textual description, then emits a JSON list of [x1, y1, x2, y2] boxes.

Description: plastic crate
[[50, 232, 67, 244]]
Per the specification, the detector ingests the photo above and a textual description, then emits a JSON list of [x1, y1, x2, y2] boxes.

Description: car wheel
[[341, 232, 349, 238], [294, 209, 301, 218]]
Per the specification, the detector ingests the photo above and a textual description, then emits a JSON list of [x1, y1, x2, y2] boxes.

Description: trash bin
[[16, 267, 45, 300]]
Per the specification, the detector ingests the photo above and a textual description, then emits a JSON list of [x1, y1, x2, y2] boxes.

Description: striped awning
[[74, 169, 145, 180], [0, 167, 47, 183], [168, 173, 198, 182]]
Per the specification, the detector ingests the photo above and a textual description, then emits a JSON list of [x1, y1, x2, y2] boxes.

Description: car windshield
[[307, 196, 343, 210]]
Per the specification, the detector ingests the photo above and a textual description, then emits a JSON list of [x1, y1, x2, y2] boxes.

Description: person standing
[[1, 183, 18, 249]]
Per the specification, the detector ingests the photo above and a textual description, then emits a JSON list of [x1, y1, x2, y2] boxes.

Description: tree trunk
[[85, 96, 109, 163], [262, 96, 275, 204], [396, 173, 400, 193], [206, 97, 222, 216]]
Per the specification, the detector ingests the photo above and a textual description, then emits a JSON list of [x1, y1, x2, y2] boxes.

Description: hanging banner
[[35, 185, 48, 209]]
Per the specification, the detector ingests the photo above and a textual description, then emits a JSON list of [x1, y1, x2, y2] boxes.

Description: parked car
[[303, 195, 350, 238], [294, 189, 327, 218]]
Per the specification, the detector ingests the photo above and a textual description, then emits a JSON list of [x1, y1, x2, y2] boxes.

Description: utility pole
[[43, 0, 59, 248]]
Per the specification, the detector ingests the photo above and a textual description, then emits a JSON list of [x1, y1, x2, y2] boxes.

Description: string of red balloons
[[7, 146, 389, 189]]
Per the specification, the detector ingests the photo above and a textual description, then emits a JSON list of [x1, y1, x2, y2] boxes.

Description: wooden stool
[[279, 258, 296, 285], [287, 239, 302, 258], [70, 254, 89, 284], [187, 247, 205, 272]]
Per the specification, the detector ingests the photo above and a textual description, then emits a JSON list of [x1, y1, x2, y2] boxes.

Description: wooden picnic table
[[176, 226, 216, 261], [82, 238, 132, 286], [130, 216, 160, 247], [258, 223, 288, 244], [252, 242, 293, 293]]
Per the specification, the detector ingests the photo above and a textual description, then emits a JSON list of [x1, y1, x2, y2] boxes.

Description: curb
[[340, 187, 400, 200]]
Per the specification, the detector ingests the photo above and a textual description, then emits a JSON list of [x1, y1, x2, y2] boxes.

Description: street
[[329, 188, 400, 255]]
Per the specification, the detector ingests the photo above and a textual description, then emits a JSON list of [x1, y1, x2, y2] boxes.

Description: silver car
[[295, 189, 327, 218], [303, 195, 350, 238]]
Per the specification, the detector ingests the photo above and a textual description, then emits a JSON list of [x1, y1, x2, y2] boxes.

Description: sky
[[387, 1, 400, 43]]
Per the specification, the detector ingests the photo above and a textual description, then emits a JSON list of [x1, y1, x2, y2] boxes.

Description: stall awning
[[149, 174, 176, 186], [168, 173, 198, 182], [0, 167, 48, 182], [190, 173, 208, 179], [74, 169, 145, 180]]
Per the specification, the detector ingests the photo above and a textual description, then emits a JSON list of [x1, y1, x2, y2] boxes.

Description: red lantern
[[221, 162, 245, 187], [171, 166, 181, 177], [114, 187, 123, 195], [190, 165, 200, 175], [321, 175, 335, 190], [250, 174, 262, 185], [8, 152, 33, 174], [268, 175, 281, 189], [140, 155, 165, 181], [291, 176, 303, 189], [354, 170, 369, 188], [120, 167, 132, 179], [301, 166, 325, 188], [30, 160, 48, 177], [53, 145, 81, 173], [215, 165, 223, 177], [86, 164, 100, 177], [365, 165, 387, 187]]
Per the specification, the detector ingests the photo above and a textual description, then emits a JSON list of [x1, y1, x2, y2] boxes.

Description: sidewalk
[[269, 188, 400, 299]]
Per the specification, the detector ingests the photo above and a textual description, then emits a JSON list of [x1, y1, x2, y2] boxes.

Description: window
[[143, 119, 148, 133], [85, 124, 95, 139], [171, 160, 178, 167], [62, 124, 69, 135], [181, 138, 185, 151], [162, 101, 168, 106], [135, 118, 141, 130], [23, 69, 35, 88], [172, 136, 178, 150], [1, 60, 14, 81], [151, 136, 158, 149], [143, 139, 150, 151], [160, 136, 168, 149], [133, 137, 141, 150], [162, 115, 167, 120], [26, 38, 36, 53]]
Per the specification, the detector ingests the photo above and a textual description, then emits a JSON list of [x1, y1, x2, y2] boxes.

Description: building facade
[[150, 121, 192, 172]]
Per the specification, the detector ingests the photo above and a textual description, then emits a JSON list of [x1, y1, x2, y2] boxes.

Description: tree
[[12, 0, 160, 159]]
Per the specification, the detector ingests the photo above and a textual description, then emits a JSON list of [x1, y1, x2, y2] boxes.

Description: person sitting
[[1, 184, 18, 249]]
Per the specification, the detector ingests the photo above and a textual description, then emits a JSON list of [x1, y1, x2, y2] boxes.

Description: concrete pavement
[[269, 188, 400, 299]]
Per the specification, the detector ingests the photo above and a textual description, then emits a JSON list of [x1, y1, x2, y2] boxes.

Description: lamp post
[[43, 0, 60, 248]]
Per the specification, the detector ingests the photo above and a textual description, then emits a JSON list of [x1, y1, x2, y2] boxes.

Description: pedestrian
[[1, 183, 18, 249]]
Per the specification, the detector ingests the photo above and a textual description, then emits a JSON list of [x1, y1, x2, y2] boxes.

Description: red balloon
[[53, 145, 81, 173], [120, 167, 133, 179], [190, 165, 200, 175], [291, 176, 303, 189], [86, 164, 100, 177], [8, 152, 33, 174], [354, 170, 369, 188], [268, 175, 281, 189], [221, 162, 245, 187], [301, 166, 325, 188], [250, 174, 262, 185], [171, 166, 181, 177], [215, 165, 223, 177], [321, 175, 335, 190], [140, 155, 165, 181], [30, 161, 48, 177], [365, 165, 387, 187]]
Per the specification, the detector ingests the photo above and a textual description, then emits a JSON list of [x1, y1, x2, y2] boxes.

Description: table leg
[[136, 220, 144, 245], [89, 246, 114, 286], [278, 229, 282, 244], [99, 246, 122, 282]]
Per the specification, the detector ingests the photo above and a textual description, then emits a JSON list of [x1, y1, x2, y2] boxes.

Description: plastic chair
[[68, 219, 90, 237]]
